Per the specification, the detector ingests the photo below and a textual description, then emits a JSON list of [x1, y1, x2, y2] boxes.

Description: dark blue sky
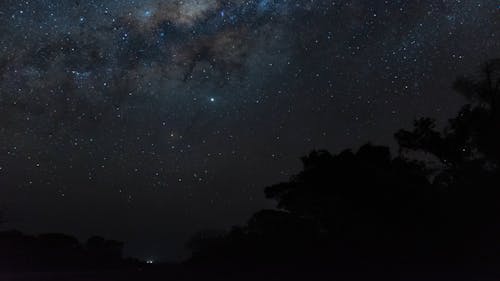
[[0, 0, 498, 261]]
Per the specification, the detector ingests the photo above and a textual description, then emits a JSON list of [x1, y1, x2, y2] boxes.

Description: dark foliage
[[187, 59, 500, 276], [0, 230, 138, 272]]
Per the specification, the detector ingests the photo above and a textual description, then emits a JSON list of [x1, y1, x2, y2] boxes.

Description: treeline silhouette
[[0, 59, 498, 280], [185, 59, 500, 277], [0, 230, 139, 272]]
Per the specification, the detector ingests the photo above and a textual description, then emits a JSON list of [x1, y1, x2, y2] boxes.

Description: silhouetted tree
[[189, 144, 440, 268], [394, 58, 500, 264], [187, 59, 500, 274], [0, 231, 130, 272], [85, 236, 125, 267], [396, 59, 500, 166]]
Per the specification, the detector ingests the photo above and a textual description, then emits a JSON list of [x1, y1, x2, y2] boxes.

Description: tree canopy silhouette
[[187, 59, 500, 273], [0, 230, 135, 272]]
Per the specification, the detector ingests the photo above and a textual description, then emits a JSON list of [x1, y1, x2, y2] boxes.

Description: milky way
[[0, 0, 498, 260]]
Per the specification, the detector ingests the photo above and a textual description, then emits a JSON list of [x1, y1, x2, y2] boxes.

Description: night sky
[[0, 0, 498, 261]]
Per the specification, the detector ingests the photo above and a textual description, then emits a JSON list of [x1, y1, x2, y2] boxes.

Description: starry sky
[[0, 0, 498, 261]]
